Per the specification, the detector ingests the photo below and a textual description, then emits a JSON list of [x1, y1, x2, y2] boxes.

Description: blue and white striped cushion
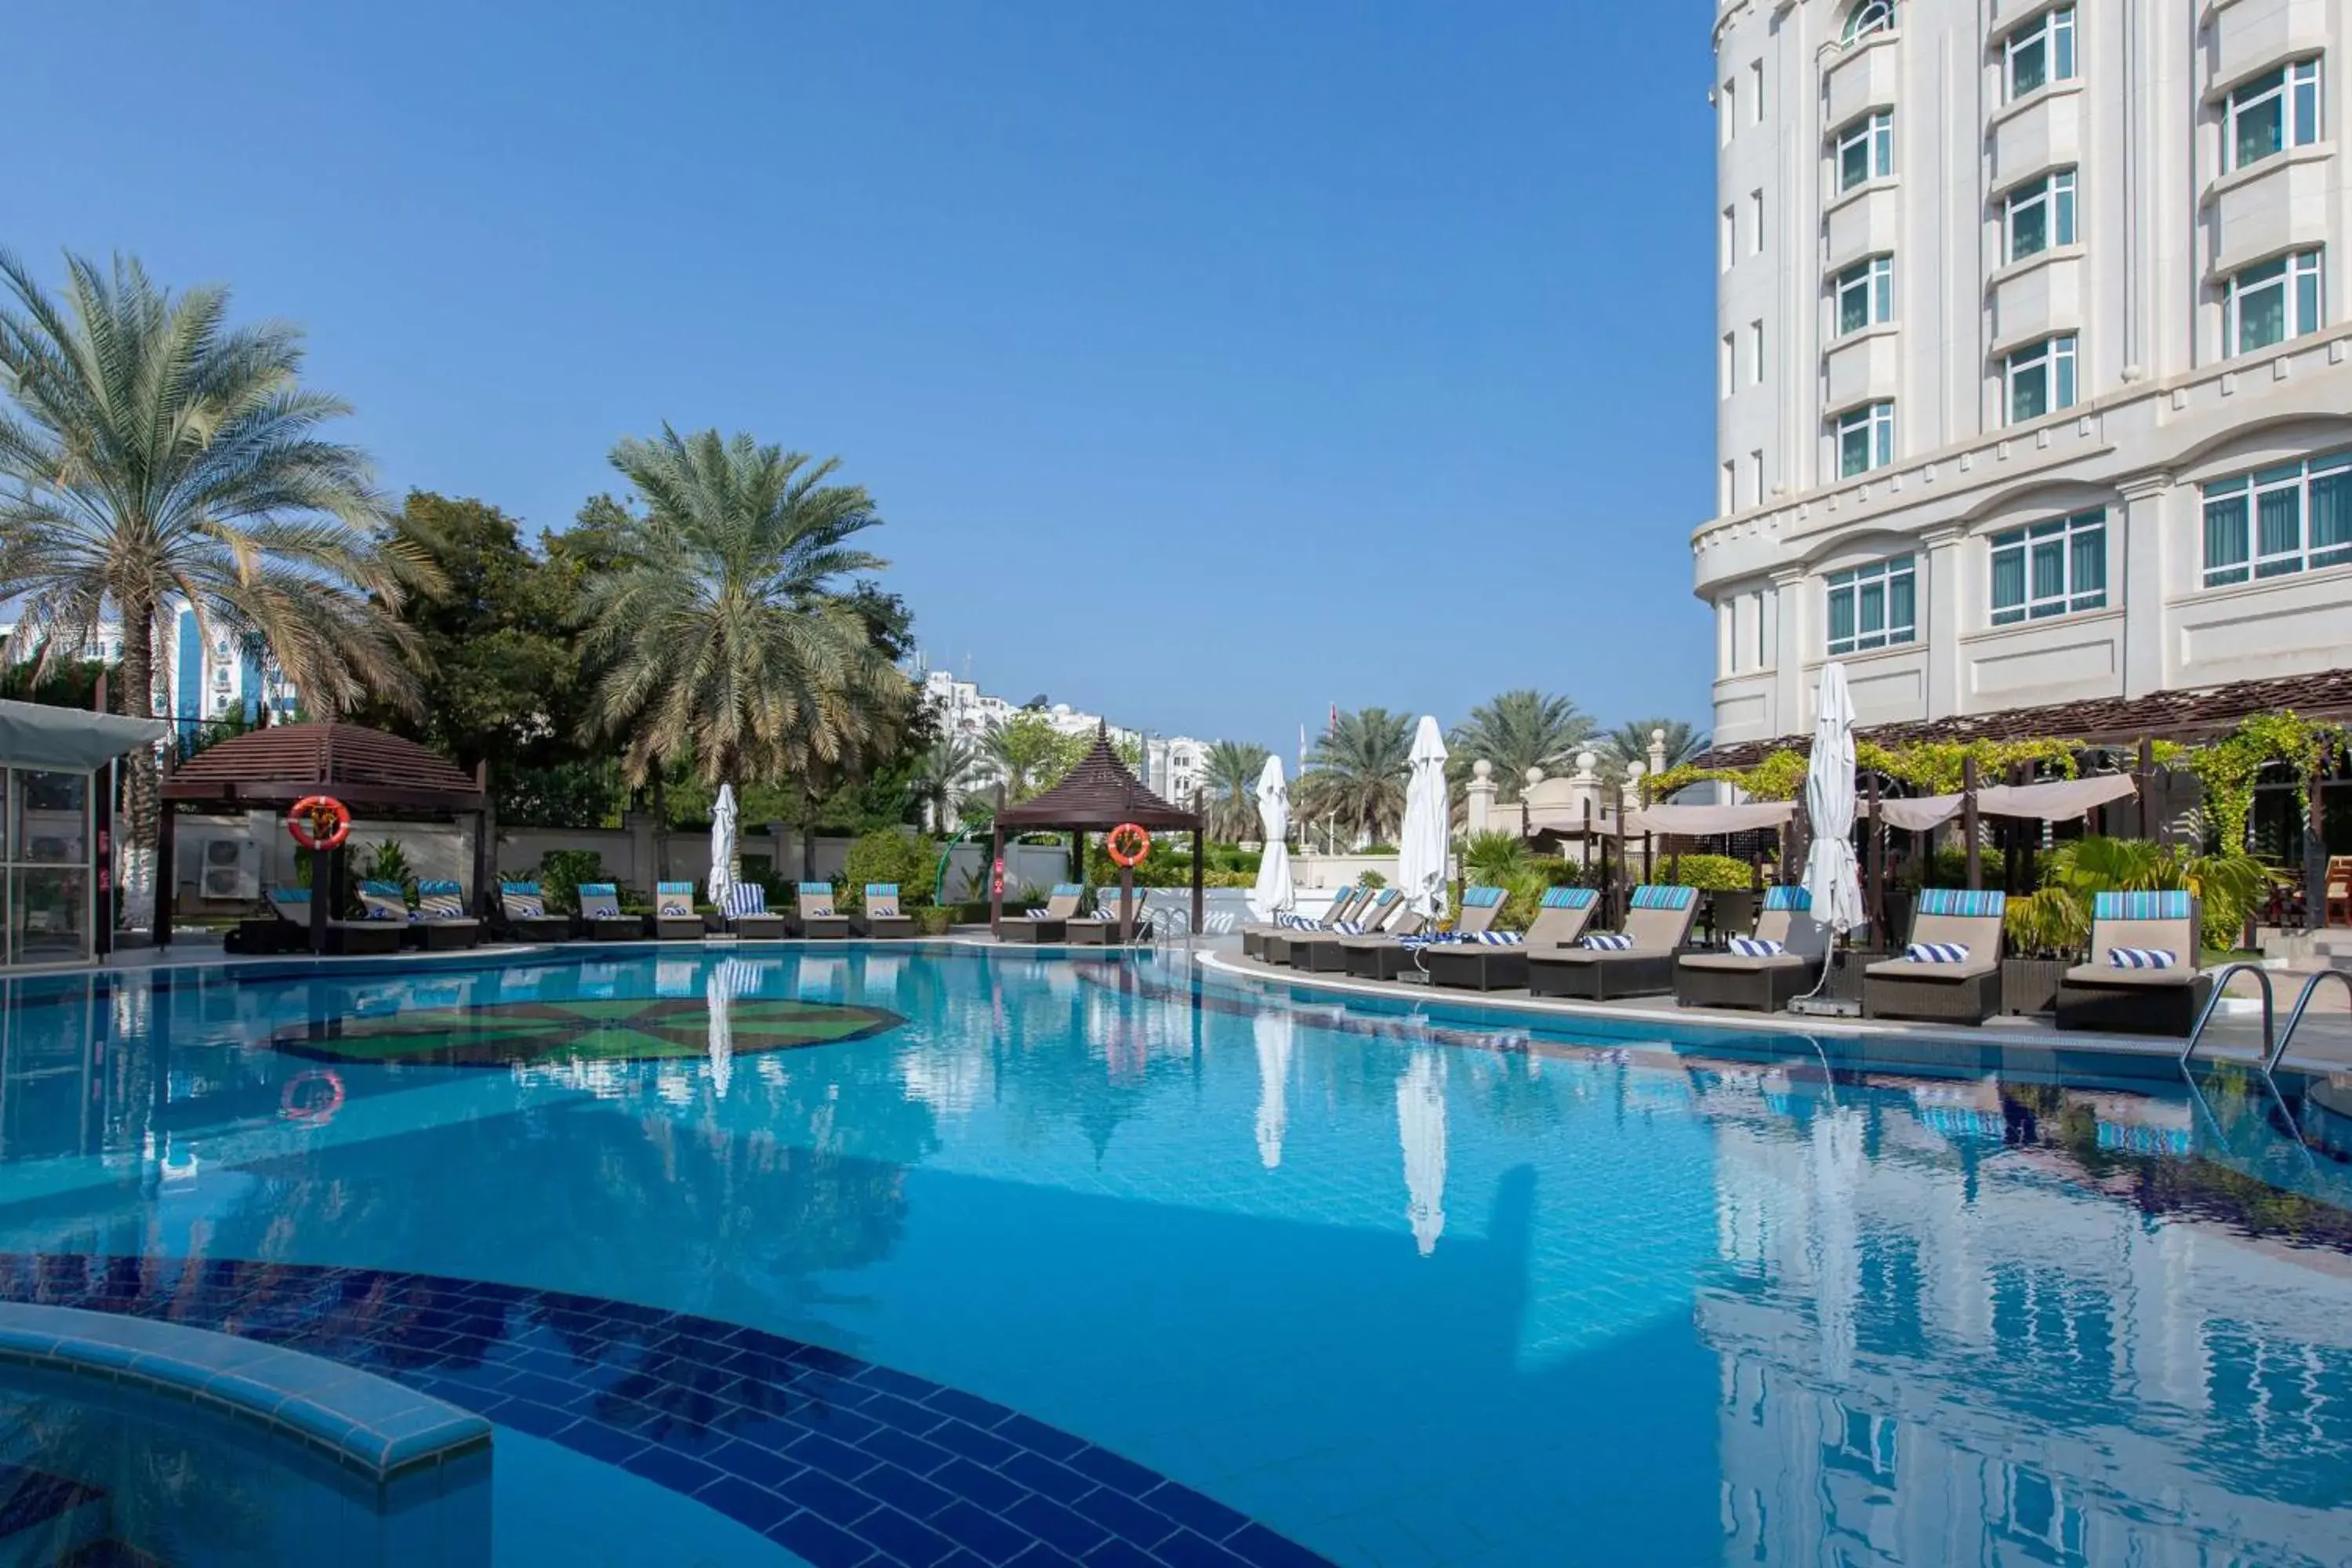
[[1581, 932, 1635, 950], [1331, 921, 1364, 935], [656, 880, 695, 916], [1916, 888, 2005, 919], [506, 895, 546, 919], [418, 880, 466, 919], [1762, 886, 1812, 913], [1540, 887, 1598, 910], [723, 884, 768, 919], [1906, 942, 1970, 964], [1729, 935, 1786, 956], [1461, 886, 1505, 909], [1476, 930, 1524, 946], [2108, 946, 2177, 970], [1630, 885, 1697, 911], [2096, 891, 2190, 922]]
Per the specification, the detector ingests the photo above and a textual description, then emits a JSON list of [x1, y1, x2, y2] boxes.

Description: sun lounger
[[1000, 884, 1087, 942], [653, 881, 705, 941], [1290, 897, 1418, 973], [270, 886, 405, 956], [1420, 887, 1598, 992], [859, 884, 918, 939], [1243, 884, 1369, 959], [795, 882, 852, 940], [1345, 887, 1505, 981], [1067, 890, 1154, 945], [1863, 888, 2007, 1025], [1264, 888, 1396, 966], [412, 879, 484, 949], [499, 882, 573, 944], [2055, 891, 2212, 1036], [1525, 884, 1700, 1000], [1673, 885, 1830, 1012], [721, 883, 789, 940], [575, 882, 644, 941]]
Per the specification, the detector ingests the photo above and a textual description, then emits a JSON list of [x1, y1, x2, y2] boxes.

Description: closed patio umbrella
[[709, 783, 739, 914], [1802, 662, 1864, 937], [1254, 1007, 1293, 1171], [1250, 756, 1294, 923], [1397, 1047, 1448, 1256], [1397, 716, 1451, 922]]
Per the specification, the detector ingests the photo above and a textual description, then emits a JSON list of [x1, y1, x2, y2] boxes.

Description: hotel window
[[2227, 60, 2322, 172], [1749, 319, 1765, 384], [1722, 206, 1736, 270], [2005, 6, 2076, 100], [1844, 0, 1895, 44], [1836, 401, 1895, 477], [1748, 450, 1765, 508], [1721, 333, 1736, 396], [1991, 510, 2106, 624], [1750, 190, 1765, 253], [1722, 460, 1738, 515], [2201, 451, 2352, 586], [1751, 60, 1765, 122], [2005, 334, 2077, 422], [2226, 250, 2323, 354], [1825, 556, 1916, 655], [2004, 169, 2076, 263], [1835, 256, 1895, 336], [1722, 80, 1737, 145], [1835, 111, 1895, 194]]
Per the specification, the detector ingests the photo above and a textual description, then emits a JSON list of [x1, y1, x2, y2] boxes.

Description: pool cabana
[[0, 699, 171, 968], [988, 728, 1203, 939], [158, 724, 489, 955]]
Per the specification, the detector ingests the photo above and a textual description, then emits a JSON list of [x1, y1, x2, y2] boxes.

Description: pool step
[[0, 1462, 109, 1568]]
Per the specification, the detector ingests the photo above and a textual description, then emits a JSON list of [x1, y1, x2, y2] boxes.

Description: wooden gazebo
[[989, 727, 1204, 936], [158, 723, 488, 953]]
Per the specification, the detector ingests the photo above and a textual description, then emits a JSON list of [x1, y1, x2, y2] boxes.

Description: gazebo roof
[[993, 728, 1200, 831], [162, 722, 485, 811]]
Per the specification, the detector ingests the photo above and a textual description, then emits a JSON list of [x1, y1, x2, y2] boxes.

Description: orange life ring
[[1105, 822, 1152, 868], [281, 1069, 345, 1123], [287, 795, 352, 852]]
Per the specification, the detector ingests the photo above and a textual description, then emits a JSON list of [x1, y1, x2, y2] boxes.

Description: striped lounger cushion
[[1728, 936, 1785, 956], [418, 881, 466, 919], [1581, 933, 1635, 951], [2108, 947, 2177, 969], [1906, 942, 1970, 964]]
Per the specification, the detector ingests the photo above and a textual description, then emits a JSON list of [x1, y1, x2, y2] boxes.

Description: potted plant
[[2000, 887, 2086, 1018]]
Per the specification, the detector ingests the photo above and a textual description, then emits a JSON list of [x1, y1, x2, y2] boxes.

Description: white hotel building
[[1698, 0, 2352, 753]]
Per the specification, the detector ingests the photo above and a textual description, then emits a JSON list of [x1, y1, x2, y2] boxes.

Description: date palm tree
[[580, 427, 906, 817], [1447, 689, 1592, 802], [909, 734, 984, 829], [1201, 739, 1272, 844], [1605, 718, 1709, 780], [0, 250, 426, 922], [1296, 706, 1413, 846]]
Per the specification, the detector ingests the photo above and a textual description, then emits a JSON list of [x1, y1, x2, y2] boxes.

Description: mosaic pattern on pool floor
[[268, 996, 906, 1067], [0, 1255, 1334, 1568]]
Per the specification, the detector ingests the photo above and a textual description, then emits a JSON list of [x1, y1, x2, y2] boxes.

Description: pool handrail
[[2180, 962, 2274, 1067], [2270, 968, 2352, 1073]]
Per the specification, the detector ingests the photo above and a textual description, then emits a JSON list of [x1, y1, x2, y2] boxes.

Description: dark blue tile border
[[0, 1255, 1335, 1568]]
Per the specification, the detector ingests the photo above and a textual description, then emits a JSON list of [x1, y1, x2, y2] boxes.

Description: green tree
[[579, 429, 909, 839], [1296, 707, 1413, 846], [983, 713, 1076, 800], [0, 250, 426, 903], [1605, 718, 1710, 780], [1447, 690, 1592, 802], [909, 734, 985, 829], [1202, 740, 1272, 844]]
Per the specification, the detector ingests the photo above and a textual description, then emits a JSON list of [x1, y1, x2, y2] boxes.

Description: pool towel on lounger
[[1906, 942, 1970, 964]]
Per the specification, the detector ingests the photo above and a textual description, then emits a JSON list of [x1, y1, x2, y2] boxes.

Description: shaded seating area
[[986, 726, 1203, 942], [162, 723, 492, 957], [1000, 884, 1086, 943], [1067, 888, 1153, 945], [255, 887, 402, 956]]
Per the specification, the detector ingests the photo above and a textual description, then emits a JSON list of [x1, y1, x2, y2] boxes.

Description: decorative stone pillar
[[1922, 524, 1965, 720], [1466, 760, 1495, 835], [2117, 470, 2173, 699], [1769, 566, 1806, 739], [1646, 728, 1668, 778]]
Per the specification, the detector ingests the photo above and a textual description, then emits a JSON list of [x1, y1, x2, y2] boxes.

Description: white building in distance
[[916, 667, 1210, 806], [0, 608, 300, 736], [1698, 0, 2352, 754]]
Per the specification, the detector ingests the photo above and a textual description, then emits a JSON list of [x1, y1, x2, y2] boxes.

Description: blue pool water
[[2, 945, 2350, 1566]]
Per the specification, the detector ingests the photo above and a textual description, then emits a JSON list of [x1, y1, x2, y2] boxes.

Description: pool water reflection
[[0, 947, 2349, 1566]]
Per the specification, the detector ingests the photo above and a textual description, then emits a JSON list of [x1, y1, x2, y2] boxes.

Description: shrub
[[535, 849, 607, 913], [1652, 851, 1755, 892], [358, 839, 418, 902], [843, 830, 940, 909]]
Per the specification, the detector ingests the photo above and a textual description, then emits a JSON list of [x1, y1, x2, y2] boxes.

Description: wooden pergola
[[989, 727, 1204, 938], [158, 723, 488, 953]]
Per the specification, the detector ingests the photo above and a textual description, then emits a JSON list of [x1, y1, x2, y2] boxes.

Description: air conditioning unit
[[197, 835, 260, 902]]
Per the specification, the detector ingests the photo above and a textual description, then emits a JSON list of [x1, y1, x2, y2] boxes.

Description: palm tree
[[579, 428, 906, 830], [1605, 718, 1710, 779], [1447, 690, 1592, 801], [1201, 739, 1272, 844], [980, 712, 1071, 802], [1296, 707, 1413, 846], [909, 735, 983, 829], [0, 251, 426, 921]]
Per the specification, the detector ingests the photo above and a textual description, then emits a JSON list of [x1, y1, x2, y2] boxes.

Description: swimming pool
[[2, 945, 2349, 1566]]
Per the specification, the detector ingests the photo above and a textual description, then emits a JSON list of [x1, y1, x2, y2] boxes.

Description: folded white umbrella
[[1253, 1008, 1293, 1171], [1249, 756, 1294, 922], [709, 783, 739, 915], [1397, 1048, 1449, 1256], [1396, 716, 1451, 921], [1802, 662, 1865, 936]]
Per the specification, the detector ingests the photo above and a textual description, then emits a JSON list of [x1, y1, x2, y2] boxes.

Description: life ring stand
[[1105, 822, 1152, 868], [287, 795, 353, 852], [281, 1069, 345, 1123]]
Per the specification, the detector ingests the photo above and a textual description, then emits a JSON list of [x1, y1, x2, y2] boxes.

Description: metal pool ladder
[[2180, 962, 2275, 1067], [2270, 969, 2352, 1073]]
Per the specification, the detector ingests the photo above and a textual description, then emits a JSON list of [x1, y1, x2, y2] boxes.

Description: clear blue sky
[[10, 0, 1719, 755]]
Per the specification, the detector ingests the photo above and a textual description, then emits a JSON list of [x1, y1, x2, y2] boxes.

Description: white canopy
[[0, 699, 169, 772], [1249, 756, 1294, 922], [1624, 800, 1798, 837], [1396, 716, 1450, 920], [1802, 663, 1864, 935], [1865, 772, 2140, 828]]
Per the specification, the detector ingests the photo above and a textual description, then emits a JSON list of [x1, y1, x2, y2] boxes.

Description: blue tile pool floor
[[2, 947, 2350, 1565]]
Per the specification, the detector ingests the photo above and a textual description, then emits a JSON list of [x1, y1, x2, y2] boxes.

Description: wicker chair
[[859, 884, 919, 939], [1067, 891, 1154, 945], [1243, 884, 1369, 960], [1673, 885, 1829, 1012], [2055, 891, 2212, 1036], [796, 882, 852, 940], [1000, 884, 1087, 942], [1421, 887, 1599, 992], [575, 882, 645, 941], [498, 882, 572, 944], [653, 881, 704, 941], [1862, 889, 2006, 1025], [1525, 885, 1700, 1000]]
